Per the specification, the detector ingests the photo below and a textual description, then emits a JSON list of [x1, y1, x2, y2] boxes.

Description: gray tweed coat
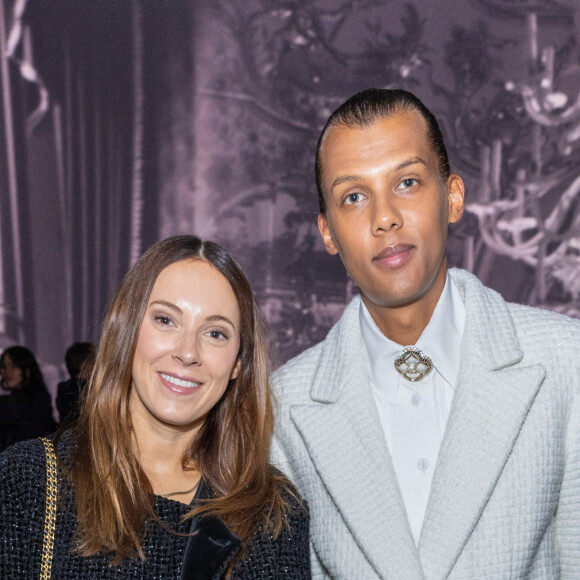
[[271, 268, 580, 579]]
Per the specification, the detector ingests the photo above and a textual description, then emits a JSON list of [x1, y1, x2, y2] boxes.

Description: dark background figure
[[56, 342, 95, 425], [0, 346, 55, 451]]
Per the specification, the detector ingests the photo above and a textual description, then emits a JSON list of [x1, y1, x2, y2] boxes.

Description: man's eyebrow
[[395, 156, 427, 171], [329, 157, 428, 192], [330, 175, 361, 191]]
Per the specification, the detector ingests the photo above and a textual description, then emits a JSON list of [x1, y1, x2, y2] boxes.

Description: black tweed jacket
[[0, 435, 311, 579]]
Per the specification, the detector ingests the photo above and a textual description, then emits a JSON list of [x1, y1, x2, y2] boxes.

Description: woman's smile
[[158, 371, 202, 392]]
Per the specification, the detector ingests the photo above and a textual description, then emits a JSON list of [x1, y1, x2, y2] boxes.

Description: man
[[270, 88, 580, 579]]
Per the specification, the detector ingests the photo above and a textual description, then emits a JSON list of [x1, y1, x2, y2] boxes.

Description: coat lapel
[[418, 270, 546, 579], [291, 299, 424, 579]]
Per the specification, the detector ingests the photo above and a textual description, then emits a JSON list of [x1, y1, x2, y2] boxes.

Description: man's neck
[[362, 273, 447, 345]]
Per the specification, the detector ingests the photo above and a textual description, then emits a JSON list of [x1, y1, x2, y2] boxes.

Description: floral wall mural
[[183, 0, 580, 360], [0, 0, 579, 375]]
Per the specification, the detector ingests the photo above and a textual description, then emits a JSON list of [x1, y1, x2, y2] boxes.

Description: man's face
[[317, 110, 464, 314]]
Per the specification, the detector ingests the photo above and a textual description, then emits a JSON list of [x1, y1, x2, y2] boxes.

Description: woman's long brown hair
[[67, 235, 290, 563]]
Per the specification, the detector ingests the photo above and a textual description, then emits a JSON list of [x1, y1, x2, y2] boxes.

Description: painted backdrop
[[1, 0, 579, 384]]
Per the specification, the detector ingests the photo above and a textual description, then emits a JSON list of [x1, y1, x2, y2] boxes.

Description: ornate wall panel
[[0, 0, 578, 371]]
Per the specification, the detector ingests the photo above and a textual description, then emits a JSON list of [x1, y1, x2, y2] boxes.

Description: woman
[[0, 235, 310, 579], [0, 345, 54, 451]]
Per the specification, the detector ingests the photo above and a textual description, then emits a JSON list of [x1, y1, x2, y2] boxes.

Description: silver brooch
[[394, 346, 433, 382]]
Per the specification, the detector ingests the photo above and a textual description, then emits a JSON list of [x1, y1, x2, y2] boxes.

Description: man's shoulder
[[508, 300, 580, 330], [450, 268, 580, 352], [271, 339, 326, 401], [507, 301, 580, 357], [475, 271, 577, 335], [271, 294, 362, 401]]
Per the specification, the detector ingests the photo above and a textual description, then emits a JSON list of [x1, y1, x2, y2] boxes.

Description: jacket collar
[[310, 268, 527, 402], [309, 294, 366, 404], [448, 268, 524, 369]]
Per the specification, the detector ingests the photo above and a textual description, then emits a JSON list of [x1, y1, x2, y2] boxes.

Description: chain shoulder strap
[[39, 437, 58, 580]]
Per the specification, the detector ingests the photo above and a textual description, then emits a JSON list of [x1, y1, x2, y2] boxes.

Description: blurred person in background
[[0, 345, 55, 452], [57, 342, 95, 425]]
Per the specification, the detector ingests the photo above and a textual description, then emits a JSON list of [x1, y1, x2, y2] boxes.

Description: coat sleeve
[[270, 430, 299, 484], [556, 391, 580, 578], [269, 366, 307, 488]]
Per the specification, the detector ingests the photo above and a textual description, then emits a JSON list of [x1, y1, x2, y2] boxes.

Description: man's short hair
[[315, 88, 450, 214], [65, 342, 95, 379]]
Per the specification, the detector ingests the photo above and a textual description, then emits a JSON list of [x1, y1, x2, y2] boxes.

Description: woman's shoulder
[[54, 428, 78, 463], [0, 436, 46, 470], [0, 438, 48, 509], [0, 430, 76, 486], [270, 466, 308, 514], [235, 491, 310, 579], [230, 468, 310, 578]]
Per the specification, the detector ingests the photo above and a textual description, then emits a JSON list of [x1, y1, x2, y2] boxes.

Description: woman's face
[[0, 354, 24, 390], [130, 259, 241, 432]]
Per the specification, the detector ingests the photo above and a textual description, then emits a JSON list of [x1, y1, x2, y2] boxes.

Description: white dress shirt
[[360, 273, 465, 544]]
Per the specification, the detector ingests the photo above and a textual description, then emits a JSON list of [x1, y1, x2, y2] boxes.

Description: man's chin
[[359, 277, 444, 313]]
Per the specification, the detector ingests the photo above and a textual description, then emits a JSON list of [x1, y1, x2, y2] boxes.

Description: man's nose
[[372, 192, 403, 233]]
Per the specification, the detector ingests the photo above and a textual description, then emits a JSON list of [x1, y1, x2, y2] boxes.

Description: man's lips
[[373, 244, 415, 268]]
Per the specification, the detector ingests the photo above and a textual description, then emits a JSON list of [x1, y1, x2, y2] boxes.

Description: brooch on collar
[[394, 346, 433, 382]]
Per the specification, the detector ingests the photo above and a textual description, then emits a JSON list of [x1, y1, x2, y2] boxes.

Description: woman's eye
[[397, 178, 418, 190], [344, 192, 363, 205], [154, 315, 174, 326], [207, 330, 228, 340]]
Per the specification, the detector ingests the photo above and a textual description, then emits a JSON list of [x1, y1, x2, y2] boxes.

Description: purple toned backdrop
[[1, 1, 579, 392]]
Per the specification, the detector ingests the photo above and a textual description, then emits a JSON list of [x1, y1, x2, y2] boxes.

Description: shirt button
[[417, 458, 430, 472], [411, 393, 421, 407]]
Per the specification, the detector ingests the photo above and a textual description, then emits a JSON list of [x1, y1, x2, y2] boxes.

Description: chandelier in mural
[[467, 6, 580, 311]]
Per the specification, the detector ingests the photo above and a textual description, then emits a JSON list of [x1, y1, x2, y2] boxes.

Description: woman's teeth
[[160, 373, 200, 389]]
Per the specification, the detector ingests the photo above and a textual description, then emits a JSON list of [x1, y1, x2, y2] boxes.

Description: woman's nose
[[172, 333, 201, 366]]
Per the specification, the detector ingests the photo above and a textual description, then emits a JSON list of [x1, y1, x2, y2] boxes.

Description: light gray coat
[[271, 269, 580, 579]]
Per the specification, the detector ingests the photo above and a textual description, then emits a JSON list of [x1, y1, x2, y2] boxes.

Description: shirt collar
[[360, 271, 465, 392]]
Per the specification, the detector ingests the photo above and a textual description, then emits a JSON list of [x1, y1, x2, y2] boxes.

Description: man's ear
[[317, 213, 339, 255], [447, 173, 465, 224]]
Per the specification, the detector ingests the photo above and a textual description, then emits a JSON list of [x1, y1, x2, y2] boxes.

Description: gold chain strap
[[39, 437, 58, 580]]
